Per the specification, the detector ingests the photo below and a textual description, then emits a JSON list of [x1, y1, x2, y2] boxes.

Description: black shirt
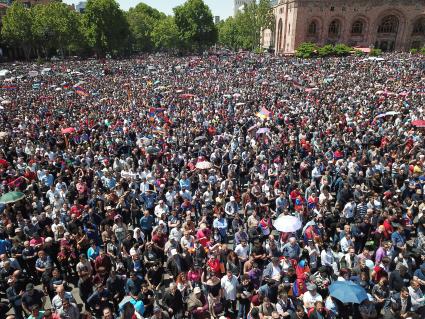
[[21, 289, 44, 310], [162, 290, 184, 313], [140, 289, 155, 315], [106, 275, 126, 296]]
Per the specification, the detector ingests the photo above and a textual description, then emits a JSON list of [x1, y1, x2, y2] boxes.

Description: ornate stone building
[[234, 0, 255, 16], [267, 0, 425, 54]]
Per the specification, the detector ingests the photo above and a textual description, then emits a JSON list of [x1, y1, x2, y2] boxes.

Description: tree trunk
[[23, 45, 31, 61]]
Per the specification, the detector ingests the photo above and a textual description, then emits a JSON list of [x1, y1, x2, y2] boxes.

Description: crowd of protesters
[[0, 51, 424, 319]]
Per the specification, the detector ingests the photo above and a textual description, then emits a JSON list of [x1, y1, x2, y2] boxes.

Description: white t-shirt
[[234, 244, 249, 260], [303, 291, 323, 310], [221, 275, 238, 300]]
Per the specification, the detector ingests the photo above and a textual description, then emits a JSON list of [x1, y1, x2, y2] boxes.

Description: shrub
[[370, 48, 382, 56], [295, 42, 318, 58], [317, 44, 334, 57], [254, 47, 263, 54], [410, 48, 418, 54], [334, 43, 352, 56], [420, 47, 425, 55], [355, 49, 366, 56]]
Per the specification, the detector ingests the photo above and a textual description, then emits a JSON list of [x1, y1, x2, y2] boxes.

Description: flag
[[152, 126, 165, 136], [148, 107, 166, 117], [74, 86, 89, 97], [292, 79, 303, 89], [1, 85, 17, 90], [256, 107, 271, 120]]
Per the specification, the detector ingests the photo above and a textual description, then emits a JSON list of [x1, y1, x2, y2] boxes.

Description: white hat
[[230, 196, 235, 201]]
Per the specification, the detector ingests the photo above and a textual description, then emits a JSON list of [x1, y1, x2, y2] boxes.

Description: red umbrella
[[61, 127, 76, 134], [179, 93, 195, 99], [0, 159, 8, 167], [412, 120, 425, 128]]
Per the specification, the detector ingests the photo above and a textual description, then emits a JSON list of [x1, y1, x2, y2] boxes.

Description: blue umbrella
[[329, 281, 368, 304]]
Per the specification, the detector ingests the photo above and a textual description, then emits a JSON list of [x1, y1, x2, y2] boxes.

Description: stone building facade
[[267, 0, 425, 54], [234, 0, 255, 17]]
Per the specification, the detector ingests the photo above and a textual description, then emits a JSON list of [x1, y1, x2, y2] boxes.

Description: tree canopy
[[218, 0, 274, 50], [173, 0, 218, 52], [1, 3, 34, 60], [83, 0, 131, 56], [0, 0, 274, 59], [127, 3, 166, 52]]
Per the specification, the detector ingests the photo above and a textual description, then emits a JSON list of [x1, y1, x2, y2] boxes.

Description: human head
[[102, 307, 113, 319]]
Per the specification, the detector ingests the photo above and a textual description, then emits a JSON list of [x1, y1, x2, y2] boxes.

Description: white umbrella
[[385, 111, 400, 116], [0, 69, 10, 77], [196, 161, 213, 170], [273, 215, 302, 233], [73, 81, 86, 87]]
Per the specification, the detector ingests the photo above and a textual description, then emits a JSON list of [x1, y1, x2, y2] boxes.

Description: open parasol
[[329, 281, 368, 304], [194, 135, 207, 142], [0, 159, 8, 167], [412, 120, 425, 128], [273, 215, 302, 233], [61, 127, 76, 134], [179, 93, 195, 99], [256, 127, 270, 134], [0, 191, 26, 204], [146, 146, 161, 154], [196, 161, 213, 170]]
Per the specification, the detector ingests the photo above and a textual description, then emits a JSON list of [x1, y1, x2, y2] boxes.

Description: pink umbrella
[[61, 127, 76, 134], [412, 120, 425, 128]]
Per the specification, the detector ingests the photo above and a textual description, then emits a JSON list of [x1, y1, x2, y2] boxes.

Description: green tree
[[232, 0, 274, 50], [127, 2, 166, 52], [1, 3, 34, 60], [217, 17, 239, 50], [83, 0, 130, 57], [151, 16, 180, 51], [173, 0, 218, 52], [32, 3, 82, 58]]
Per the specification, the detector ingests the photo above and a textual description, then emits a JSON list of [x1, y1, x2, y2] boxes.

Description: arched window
[[412, 18, 425, 35], [328, 20, 340, 36], [378, 15, 399, 33], [308, 21, 317, 35], [351, 20, 364, 34]]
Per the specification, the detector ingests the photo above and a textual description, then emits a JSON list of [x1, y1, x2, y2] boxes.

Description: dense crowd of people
[[0, 51, 424, 319]]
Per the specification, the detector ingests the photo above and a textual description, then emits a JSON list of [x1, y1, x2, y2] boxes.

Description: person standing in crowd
[[0, 51, 423, 319]]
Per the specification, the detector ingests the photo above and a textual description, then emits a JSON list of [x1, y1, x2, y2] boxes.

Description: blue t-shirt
[[87, 246, 100, 261], [140, 215, 154, 230], [0, 239, 11, 254]]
